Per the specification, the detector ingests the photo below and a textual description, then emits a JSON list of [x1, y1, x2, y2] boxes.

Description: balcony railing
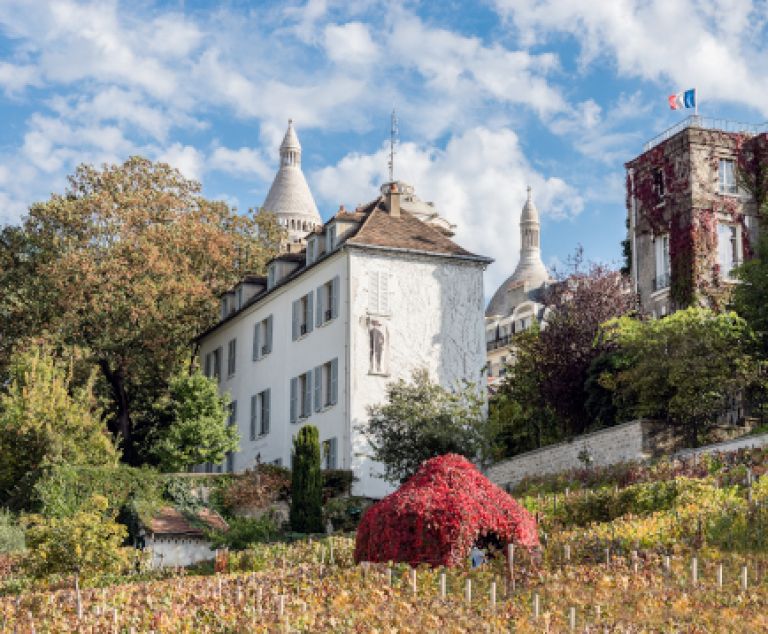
[[486, 335, 511, 351], [653, 273, 671, 292], [643, 116, 768, 153]]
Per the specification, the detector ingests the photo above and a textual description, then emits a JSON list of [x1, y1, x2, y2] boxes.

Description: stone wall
[[485, 420, 666, 489]]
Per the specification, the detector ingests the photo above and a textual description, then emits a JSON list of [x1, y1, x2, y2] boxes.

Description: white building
[[485, 187, 550, 384], [196, 122, 491, 498]]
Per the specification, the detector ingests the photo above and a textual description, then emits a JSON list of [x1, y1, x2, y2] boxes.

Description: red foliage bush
[[354, 454, 539, 567]]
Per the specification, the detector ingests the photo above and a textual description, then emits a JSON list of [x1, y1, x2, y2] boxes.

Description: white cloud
[[156, 143, 204, 181], [313, 126, 583, 294], [323, 22, 379, 65], [0, 62, 40, 94], [209, 146, 273, 181], [494, 0, 768, 116]]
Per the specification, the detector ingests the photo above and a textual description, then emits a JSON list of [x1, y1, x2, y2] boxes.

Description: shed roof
[[147, 507, 228, 537]]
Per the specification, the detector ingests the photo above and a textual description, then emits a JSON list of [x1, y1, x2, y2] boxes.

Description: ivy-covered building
[[626, 116, 767, 316]]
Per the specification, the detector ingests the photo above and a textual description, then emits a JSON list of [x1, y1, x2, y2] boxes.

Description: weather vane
[[388, 108, 398, 183]]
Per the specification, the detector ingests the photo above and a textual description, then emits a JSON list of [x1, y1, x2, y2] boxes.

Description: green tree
[[602, 307, 759, 445], [0, 157, 282, 461], [734, 234, 768, 358], [362, 369, 488, 484], [290, 425, 323, 533], [149, 371, 238, 472], [0, 345, 117, 507], [23, 494, 128, 580]]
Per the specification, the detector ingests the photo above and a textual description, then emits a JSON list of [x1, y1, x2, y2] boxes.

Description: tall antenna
[[388, 108, 398, 182]]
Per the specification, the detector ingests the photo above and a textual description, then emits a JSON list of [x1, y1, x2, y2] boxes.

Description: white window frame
[[368, 270, 391, 315], [654, 233, 671, 291], [252, 315, 273, 361], [316, 276, 340, 327], [267, 264, 277, 289], [322, 437, 338, 470], [719, 159, 738, 195], [326, 225, 337, 252], [250, 389, 271, 440], [717, 222, 741, 280], [227, 338, 237, 377], [292, 292, 314, 340]]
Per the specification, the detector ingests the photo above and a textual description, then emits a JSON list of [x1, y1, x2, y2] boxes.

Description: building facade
[[626, 116, 766, 315], [485, 187, 550, 384], [197, 127, 491, 497]]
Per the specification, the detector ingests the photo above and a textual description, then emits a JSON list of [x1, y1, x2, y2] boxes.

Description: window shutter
[[329, 437, 338, 469], [331, 276, 340, 319], [204, 353, 211, 378], [265, 316, 273, 354], [262, 390, 271, 435], [368, 271, 379, 312], [292, 300, 299, 340], [229, 400, 237, 426], [330, 358, 339, 405], [250, 395, 257, 440], [303, 371, 312, 417], [314, 366, 322, 412], [316, 285, 325, 325], [253, 322, 261, 361], [306, 292, 314, 333], [380, 273, 390, 313], [290, 377, 298, 424]]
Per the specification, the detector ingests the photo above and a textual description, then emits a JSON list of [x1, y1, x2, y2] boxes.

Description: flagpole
[[695, 88, 698, 116]]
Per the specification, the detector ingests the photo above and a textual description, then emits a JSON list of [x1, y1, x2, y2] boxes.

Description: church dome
[[262, 120, 322, 242]]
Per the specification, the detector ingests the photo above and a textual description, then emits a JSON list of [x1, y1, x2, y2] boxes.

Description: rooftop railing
[[642, 116, 768, 153]]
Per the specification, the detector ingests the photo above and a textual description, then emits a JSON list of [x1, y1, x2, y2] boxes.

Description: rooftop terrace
[[643, 115, 768, 152]]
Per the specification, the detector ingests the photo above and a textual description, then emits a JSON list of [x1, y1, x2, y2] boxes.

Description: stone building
[[195, 122, 491, 498], [626, 116, 766, 315], [485, 187, 550, 384]]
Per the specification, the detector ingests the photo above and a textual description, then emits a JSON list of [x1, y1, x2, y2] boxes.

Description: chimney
[[386, 182, 401, 217]]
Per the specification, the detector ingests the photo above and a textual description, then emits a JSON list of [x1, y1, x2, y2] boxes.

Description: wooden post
[[507, 543, 515, 594], [490, 582, 496, 611], [465, 579, 472, 604], [564, 544, 571, 563], [278, 595, 285, 618], [569, 606, 576, 631], [75, 574, 82, 621], [664, 555, 671, 573], [439, 573, 446, 600], [387, 567, 393, 586], [717, 564, 723, 588], [410, 568, 417, 595], [691, 557, 698, 587], [605, 548, 610, 565], [329, 539, 335, 565], [742, 566, 749, 590], [595, 605, 601, 620], [533, 593, 540, 620]]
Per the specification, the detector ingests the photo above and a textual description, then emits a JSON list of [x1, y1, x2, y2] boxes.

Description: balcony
[[643, 116, 768, 153], [652, 273, 671, 292], [486, 335, 511, 351]]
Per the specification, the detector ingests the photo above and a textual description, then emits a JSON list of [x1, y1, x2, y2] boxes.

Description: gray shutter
[[316, 285, 324, 325], [329, 438, 338, 469], [262, 390, 270, 435], [314, 366, 322, 412], [230, 400, 237, 425], [204, 353, 211, 377], [331, 276, 340, 319], [265, 315, 273, 354], [250, 395, 257, 440], [253, 322, 261, 361], [292, 300, 299, 340], [330, 358, 339, 405], [303, 371, 312, 417], [306, 292, 314, 333], [290, 377, 298, 424]]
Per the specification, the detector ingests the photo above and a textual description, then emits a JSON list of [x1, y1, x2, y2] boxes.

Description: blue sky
[[1, 1, 767, 295]]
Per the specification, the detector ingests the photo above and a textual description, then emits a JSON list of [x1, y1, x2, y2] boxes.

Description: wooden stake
[[569, 606, 576, 631], [717, 564, 723, 588], [465, 579, 472, 604], [278, 595, 285, 618], [564, 544, 571, 563], [742, 566, 749, 590], [490, 582, 496, 611], [410, 568, 417, 594], [387, 567, 393, 586], [691, 557, 698, 587], [533, 593, 540, 620], [439, 573, 446, 600]]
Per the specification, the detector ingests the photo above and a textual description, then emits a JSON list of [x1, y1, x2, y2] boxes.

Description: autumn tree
[[0, 345, 117, 507], [0, 157, 282, 461]]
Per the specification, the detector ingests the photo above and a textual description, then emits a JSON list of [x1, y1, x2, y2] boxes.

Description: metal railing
[[643, 116, 768, 152], [486, 335, 511, 351]]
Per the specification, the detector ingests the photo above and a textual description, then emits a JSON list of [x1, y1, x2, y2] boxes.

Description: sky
[[1, 0, 768, 297]]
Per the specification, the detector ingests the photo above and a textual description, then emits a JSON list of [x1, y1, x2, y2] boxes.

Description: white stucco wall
[[348, 249, 487, 498], [147, 536, 216, 568]]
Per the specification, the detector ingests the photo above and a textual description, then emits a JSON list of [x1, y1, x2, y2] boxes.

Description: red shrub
[[354, 454, 539, 567]]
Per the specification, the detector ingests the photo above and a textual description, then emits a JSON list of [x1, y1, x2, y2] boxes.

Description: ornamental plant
[[354, 454, 539, 567], [290, 425, 323, 533]]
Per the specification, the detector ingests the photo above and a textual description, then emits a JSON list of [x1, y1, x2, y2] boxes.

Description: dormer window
[[220, 296, 229, 320], [307, 237, 317, 265], [326, 225, 337, 252], [267, 264, 277, 290]]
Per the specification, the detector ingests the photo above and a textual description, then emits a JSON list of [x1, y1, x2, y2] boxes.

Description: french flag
[[669, 89, 696, 110]]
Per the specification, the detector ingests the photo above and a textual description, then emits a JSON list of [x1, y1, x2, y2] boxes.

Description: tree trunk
[[98, 359, 133, 459]]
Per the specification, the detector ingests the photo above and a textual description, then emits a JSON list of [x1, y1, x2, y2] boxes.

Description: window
[[220, 297, 229, 320], [306, 238, 317, 265], [292, 292, 314, 340], [204, 351, 212, 378], [314, 358, 339, 412], [236, 287, 243, 310], [205, 347, 223, 382], [250, 389, 271, 439], [252, 315, 273, 360], [227, 338, 237, 377], [290, 371, 313, 423], [326, 225, 337, 252], [368, 271, 391, 314], [654, 234, 671, 291], [267, 264, 277, 289], [322, 437, 338, 469], [316, 276, 340, 326], [652, 168, 665, 201], [225, 400, 237, 472], [719, 159, 738, 194], [718, 222, 741, 279]]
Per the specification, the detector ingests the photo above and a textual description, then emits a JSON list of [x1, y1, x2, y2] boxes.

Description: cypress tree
[[290, 425, 323, 533]]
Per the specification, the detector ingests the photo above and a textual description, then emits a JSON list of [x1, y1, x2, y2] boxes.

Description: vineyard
[[3, 449, 768, 632]]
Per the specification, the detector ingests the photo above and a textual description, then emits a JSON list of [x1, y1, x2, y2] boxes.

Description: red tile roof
[[147, 507, 228, 536]]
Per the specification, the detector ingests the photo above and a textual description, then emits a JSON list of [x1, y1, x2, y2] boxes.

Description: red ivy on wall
[[354, 454, 539, 567]]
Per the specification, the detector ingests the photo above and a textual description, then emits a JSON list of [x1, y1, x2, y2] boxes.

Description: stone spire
[[262, 119, 321, 243], [509, 186, 547, 285]]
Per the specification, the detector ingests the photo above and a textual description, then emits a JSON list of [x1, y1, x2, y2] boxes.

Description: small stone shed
[[354, 454, 539, 567], [142, 507, 228, 568]]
